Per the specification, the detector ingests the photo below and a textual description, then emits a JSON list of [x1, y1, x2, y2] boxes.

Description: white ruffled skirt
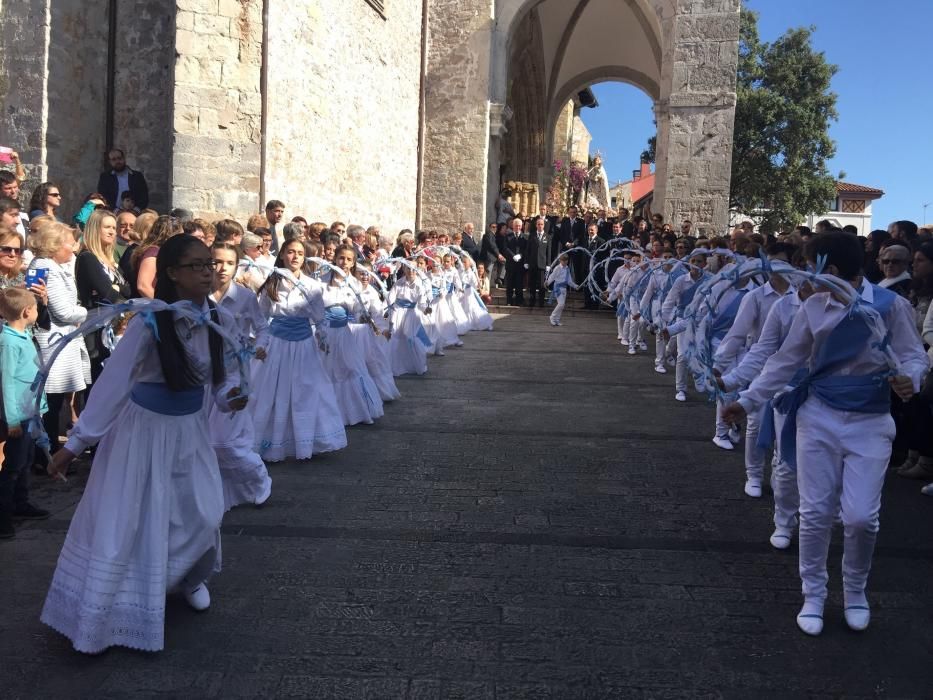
[[249, 335, 347, 462], [208, 402, 271, 510], [322, 325, 384, 426], [432, 296, 461, 348], [462, 288, 494, 331], [387, 307, 430, 375], [40, 401, 224, 654], [449, 293, 471, 335], [352, 324, 401, 401]]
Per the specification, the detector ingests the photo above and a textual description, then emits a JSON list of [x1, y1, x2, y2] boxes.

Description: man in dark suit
[[96, 148, 149, 210], [481, 222, 505, 287], [604, 220, 627, 286], [583, 224, 604, 309], [559, 206, 586, 283], [596, 208, 612, 240], [503, 217, 527, 306], [459, 222, 479, 260], [534, 203, 557, 231], [525, 216, 552, 307]]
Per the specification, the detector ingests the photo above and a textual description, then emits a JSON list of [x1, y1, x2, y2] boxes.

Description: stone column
[[654, 0, 740, 235], [421, 0, 495, 231], [172, 0, 263, 219]]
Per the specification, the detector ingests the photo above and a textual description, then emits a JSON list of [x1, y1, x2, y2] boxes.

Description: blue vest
[[773, 284, 897, 468]]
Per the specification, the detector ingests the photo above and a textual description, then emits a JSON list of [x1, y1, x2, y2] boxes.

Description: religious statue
[[584, 154, 611, 211]]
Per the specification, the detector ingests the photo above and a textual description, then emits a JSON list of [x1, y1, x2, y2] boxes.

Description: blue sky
[[582, 0, 933, 227]]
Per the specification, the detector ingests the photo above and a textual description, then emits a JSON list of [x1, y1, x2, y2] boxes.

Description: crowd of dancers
[[575, 227, 929, 637], [1, 222, 492, 654]]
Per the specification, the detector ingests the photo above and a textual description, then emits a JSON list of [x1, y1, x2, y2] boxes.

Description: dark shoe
[[0, 515, 14, 540], [13, 503, 50, 520]]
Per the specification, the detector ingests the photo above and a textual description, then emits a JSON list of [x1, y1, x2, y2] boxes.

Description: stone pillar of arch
[[652, 0, 740, 235]]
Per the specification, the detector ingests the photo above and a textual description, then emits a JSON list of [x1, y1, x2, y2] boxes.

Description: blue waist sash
[[774, 372, 890, 468], [131, 382, 204, 416], [447, 283, 455, 294], [396, 299, 417, 309], [325, 306, 354, 328], [269, 316, 313, 341]]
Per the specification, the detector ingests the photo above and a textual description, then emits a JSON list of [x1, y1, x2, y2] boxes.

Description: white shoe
[[844, 605, 871, 632], [744, 479, 762, 498], [638, 341, 648, 351], [675, 391, 687, 402], [184, 583, 211, 611], [654, 364, 667, 374], [921, 482, 933, 496], [728, 425, 742, 444], [666, 356, 676, 367], [627, 346, 636, 355], [620, 339, 629, 346], [550, 321, 558, 326], [617, 335, 623, 340], [796, 611, 824, 636], [555, 321, 562, 326], [769, 529, 792, 550], [712, 436, 734, 451]]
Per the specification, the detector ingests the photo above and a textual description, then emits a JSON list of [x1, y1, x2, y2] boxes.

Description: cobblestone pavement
[[4, 313, 933, 699]]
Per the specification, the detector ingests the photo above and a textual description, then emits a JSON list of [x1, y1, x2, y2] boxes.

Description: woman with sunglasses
[[27, 182, 64, 222]]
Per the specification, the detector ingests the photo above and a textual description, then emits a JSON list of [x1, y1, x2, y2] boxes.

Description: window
[[841, 198, 866, 213], [364, 0, 385, 18]]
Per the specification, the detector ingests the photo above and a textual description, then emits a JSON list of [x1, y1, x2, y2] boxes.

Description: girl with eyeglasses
[[42, 235, 250, 653]]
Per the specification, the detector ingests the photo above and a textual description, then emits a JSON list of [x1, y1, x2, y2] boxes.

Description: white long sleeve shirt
[[213, 281, 269, 350], [714, 280, 788, 367], [721, 292, 800, 392], [738, 283, 929, 414]]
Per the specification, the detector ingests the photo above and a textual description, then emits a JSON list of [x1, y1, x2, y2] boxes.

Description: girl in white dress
[[41, 235, 248, 654], [414, 256, 443, 357], [386, 262, 432, 375], [250, 239, 346, 461], [428, 256, 461, 348], [459, 256, 494, 331], [443, 254, 471, 335], [321, 244, 384, 426], [209, 243, 272, 509], [354, 263, 400, 401]]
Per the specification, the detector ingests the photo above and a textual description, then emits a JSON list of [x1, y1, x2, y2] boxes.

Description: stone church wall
[[262, 0, 423, 233]]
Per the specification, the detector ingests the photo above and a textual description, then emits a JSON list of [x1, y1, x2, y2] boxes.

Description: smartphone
[[0, 147, 12, 164], [25, 267, 48, 288]]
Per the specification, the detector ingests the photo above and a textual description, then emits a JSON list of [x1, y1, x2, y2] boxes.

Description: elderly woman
[[75, 210, 130, 380], [29, 222, 90, 458]]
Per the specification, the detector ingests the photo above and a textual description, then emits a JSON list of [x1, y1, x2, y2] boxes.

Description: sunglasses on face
[[48, 192, 61, 197], [0, 246, 22, 256]]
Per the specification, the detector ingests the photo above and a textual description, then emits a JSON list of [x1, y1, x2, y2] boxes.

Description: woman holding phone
[[28, 223, 89, 458]]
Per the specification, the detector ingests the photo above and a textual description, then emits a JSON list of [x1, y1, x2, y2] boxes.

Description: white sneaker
[[796, 610, 824, 636], [555, 321, 562, 326], [654, 364, 667, 374], [769, 529, 792, 550], [712, 435, 734, 450], [921, 482, 933, 496], [638, 341, 648, 351], [667, 356, 676, 367], [184, 583, 211, 611], [844, 605, 871, 632], [744, 479, 762, 498], [617, 335, 623, 340], [620, 339, 629, 346], [550, 321, 558, 326], [675, 391, 687, 402], [627, 346, 636, 355], [728, 425, 742, 444]]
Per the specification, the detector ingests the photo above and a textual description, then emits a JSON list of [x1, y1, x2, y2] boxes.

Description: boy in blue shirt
[[0, 286, 49, 539]]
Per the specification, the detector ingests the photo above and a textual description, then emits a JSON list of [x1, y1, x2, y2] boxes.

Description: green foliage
[[641, 135, 656, 165], [730, 7, 839, 231]]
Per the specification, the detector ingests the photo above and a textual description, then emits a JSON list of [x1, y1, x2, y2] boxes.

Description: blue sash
[[392, 299, 431, 347], [773, 285, 896, 468], [396, 299, 417, 309], [447, 283, 455, 294], [131, 382, 204, 416], [711, 287, 750, 341], [325, 306, 354, 328], [268, 316, 313, 341]]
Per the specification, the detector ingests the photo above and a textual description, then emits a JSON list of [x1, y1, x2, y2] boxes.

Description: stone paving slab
[[2, 313, 932, 698]]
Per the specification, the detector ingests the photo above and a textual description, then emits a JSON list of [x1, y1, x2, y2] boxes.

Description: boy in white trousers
[[661, 250, 711, 402], [606, 251, 634, 342], [546, 254, 578, 326], [723, 232, 928, 637]]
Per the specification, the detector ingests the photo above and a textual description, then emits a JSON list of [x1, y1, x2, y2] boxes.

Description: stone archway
[[420, 0, 741, 236]]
